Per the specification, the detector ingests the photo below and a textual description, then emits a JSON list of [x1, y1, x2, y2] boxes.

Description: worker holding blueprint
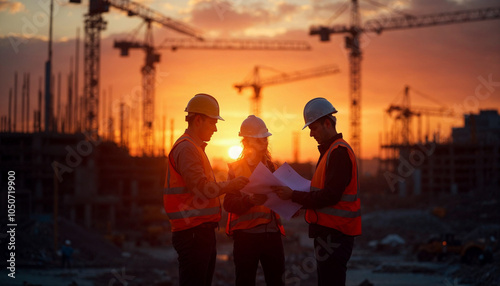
[[272, 98, 361, 286], [224, 115, 286, 286]]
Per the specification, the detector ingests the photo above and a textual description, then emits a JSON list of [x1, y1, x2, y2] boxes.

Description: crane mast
[[83, 12, 106, 139], [386, 85, 455, 146], [71, 0, 201, 142], [141, 22, 158, 156], [348, 0, 362, 168], [310, 2, 500, 172]]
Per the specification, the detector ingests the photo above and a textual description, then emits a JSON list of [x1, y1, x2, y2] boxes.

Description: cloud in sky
[[187, 0, 302, 35], [0, 1, 25, 14], [0, 0, 499, 160], [309, 0, 500, 26]]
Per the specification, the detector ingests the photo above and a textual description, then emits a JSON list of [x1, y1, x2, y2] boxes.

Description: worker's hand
[[249, 194, 267, 205], [226, 176, 249, 193], [272, 186, 293, 200]]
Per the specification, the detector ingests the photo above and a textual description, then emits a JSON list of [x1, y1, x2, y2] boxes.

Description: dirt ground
[[2, 192, 498, 286], [0, 246, 459, 286], [1, 227, 483, 286]]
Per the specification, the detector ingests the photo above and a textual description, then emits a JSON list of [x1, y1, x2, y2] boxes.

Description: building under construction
[[380, 109, 500, 196], [0, 131, 166, 242]]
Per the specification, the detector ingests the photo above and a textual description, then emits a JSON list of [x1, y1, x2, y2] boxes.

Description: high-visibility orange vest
[[163, 133, 221, 232], [225, 159, 285, 236], [305, 138, 361, 236]]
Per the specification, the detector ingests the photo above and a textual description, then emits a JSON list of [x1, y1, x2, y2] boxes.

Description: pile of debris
[[452, 259, 500, 286], [360, 209, 451, 249]]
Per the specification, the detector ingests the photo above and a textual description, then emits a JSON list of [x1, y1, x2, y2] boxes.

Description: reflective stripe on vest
[[309, 187, 358, 202], [306, 138, 362, 236], [163, 133, 221, 232], [225, 159, 285, 236], [228, 211, 273, 229], [315, 207, 361, 218], [167, 206, 221, 220], [163, 187, 187, 195]]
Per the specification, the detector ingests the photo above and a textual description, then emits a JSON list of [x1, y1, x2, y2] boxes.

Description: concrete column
[[131, 180, 138, 214], [84, 204, 92, 229], [35, 179, 43, 199], [413, 169, 421, 196], [109, 204, 115, 227], [398, 180, 406, 197], [70, 207, 76, 222], [131, 180, 138, 197]]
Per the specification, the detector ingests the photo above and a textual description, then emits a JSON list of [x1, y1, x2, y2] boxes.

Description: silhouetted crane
[[234, 65, 340, 116], [113, 37, 311, 155], [70, 0, 202, 142], [310, 0, 500, 167], [386, 85, 455, 146]]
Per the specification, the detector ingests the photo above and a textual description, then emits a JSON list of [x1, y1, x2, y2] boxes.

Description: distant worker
[[163, 93, 249, 286], [224, 115, 285, 286], [60, 240, 74, 269], [273, 98, 361, 286]]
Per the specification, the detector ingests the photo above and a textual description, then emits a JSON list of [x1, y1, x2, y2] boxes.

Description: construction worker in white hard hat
[[163, 93, 249, 286], [273, 98, 361, 286], [224, 115, 285, 286]]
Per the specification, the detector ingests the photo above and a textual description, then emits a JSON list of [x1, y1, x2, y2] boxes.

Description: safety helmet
[[302, 97, 337, 130], [185, 93, 224, 121], [239, 115, 272, 138]]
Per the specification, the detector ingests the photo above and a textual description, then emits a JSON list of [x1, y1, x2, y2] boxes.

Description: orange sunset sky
[[1, 0, 499, 165]]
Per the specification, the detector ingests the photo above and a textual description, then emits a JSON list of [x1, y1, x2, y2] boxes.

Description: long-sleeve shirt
[[223, 161, 261, 215], [291, 133, 353, 237], [170, 129, 230, 199]]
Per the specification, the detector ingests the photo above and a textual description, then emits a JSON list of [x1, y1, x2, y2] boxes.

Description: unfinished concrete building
[[381, 109, 500, 195], [0, 132, 166, 236]]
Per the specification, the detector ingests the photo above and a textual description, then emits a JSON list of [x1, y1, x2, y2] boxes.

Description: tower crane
[[385, 85, 455, 147], [310, 0, 500, 168], [114, 37, 310, 155], [234, 65, 340, 117], [69, 0, 202, 141]]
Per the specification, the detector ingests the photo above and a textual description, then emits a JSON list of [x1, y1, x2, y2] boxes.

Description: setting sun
[[228, 145, 243, 160]]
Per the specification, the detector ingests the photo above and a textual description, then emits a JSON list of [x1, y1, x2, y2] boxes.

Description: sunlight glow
[[228, 145, 243, 160]]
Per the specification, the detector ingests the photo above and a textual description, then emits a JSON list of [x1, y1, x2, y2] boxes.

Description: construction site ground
[[2, 191, 499, 286]]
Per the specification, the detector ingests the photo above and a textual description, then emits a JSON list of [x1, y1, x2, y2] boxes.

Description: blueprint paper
[[239, 162, 284, 195], [273, 162, 311, 192], [238, 162, 310, 219], [263, 192, 303, 220]]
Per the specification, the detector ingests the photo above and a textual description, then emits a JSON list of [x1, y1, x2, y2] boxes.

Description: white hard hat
[[185, 93, 224, 121], [302, 98, 337, 130], [239, 115, 272, 138]]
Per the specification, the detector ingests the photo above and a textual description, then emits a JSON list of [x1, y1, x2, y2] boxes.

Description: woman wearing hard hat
[[224, 115, 285, 286]]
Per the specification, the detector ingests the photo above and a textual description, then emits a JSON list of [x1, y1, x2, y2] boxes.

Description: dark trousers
[[61, 255, 72, 269], [233, 231, 285, 286], [172, 225, 217, 286], [313, 232, 354, 286]]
